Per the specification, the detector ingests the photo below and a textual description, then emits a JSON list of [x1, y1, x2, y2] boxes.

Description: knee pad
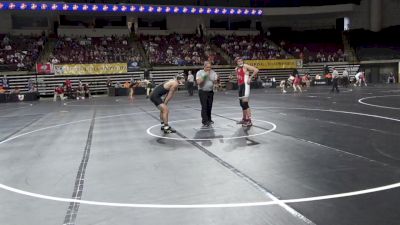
[[243, 101, 249, 110], [240, 100, 249, 110]]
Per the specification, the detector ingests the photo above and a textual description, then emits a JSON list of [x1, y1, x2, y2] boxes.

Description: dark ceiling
[[35, 0, 362, 8]]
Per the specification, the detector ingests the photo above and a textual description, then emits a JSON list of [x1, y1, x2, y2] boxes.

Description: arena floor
[[1, 84, 400, 225]]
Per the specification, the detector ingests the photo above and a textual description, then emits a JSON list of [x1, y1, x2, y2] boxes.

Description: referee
[[196, 61, 218, 128], [331, 67, 340, 93]]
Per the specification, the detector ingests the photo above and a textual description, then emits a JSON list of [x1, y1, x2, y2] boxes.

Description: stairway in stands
[[130, 33, 150, 68], [36, 38, 56, 65], [342, 33, 358, 63], [210, 43, 233, 65]]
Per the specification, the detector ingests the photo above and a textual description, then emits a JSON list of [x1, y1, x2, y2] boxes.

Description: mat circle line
[[358, 95, 400, 110], [146, 118, 276, 141], [63, 98, 197, 107], [0, 107, 399, 208]]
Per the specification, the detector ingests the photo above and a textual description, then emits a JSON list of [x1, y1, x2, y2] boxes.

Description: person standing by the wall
[[388, 72, 396, 84], [27, 79, 35, 92], [1, 75, 9, 90], [342, 69, 349, 88], [187, 71, 195, 96], [129, 79, 140, 101], [142, 78, 153, 99], [196, 61, 218, 128], [144, 68, 150, 79]]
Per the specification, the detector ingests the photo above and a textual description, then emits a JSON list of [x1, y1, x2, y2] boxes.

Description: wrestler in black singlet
[[150, 82, 169, 106]]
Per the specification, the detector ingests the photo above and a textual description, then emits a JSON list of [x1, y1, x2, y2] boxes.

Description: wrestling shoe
[[201, 123, 211, 129], [236, 119, 245, 124], [242, 120, 253, 127], [163, 126, 176, 134]]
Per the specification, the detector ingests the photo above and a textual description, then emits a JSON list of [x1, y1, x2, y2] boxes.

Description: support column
[[0, 12, 12, 33], [370, 0, 382, 32], [398, 61, 400, 83]]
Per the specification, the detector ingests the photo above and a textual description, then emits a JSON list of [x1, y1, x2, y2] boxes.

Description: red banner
[[36, 63, 53, 74]]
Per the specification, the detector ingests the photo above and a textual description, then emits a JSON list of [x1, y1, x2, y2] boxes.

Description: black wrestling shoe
[[242, 120, 253, 127], [236, 119, 245, 125], [201, 122, 211, 129], [163, 126, 176, 134]]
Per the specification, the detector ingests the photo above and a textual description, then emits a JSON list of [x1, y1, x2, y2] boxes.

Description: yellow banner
[[54, 63, 127, 75], [244, 59, 302, 69]]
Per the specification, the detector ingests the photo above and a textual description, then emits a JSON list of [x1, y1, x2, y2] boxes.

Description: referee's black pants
[[187, 82, 194, 96], [331, 78, 340, 93], [199, 90, 214, 125]]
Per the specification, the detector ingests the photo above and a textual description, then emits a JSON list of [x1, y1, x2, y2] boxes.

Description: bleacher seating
[[211, 35, 289, 60], [2, 62, 360, 97], [299, 63, 360, 78], [0, 34, 46, 71], [50, 35, 142, 64], [140, 34, 226, 66], [3, 72, 144, 96], [271, 29, 346, 63]]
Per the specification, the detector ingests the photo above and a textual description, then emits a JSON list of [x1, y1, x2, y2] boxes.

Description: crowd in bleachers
[[50, 35, 142, 64], [0, 29, 352, 73], [272, 29, 346, 63], [0, 34, 46, 71], [283, 42, 346, 63], [140, 34, 225, 66], [211, 35, 289, 60]]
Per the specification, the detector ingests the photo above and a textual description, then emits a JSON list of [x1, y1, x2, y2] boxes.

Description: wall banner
[[244, 59, 303, 69], [54, 63, 127, 75]]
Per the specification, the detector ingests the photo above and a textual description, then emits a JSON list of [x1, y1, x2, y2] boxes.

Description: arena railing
[[1, 62, 361, 96]]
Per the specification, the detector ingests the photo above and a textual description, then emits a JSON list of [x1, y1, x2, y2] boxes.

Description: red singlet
[[237, 67, 245, 85]]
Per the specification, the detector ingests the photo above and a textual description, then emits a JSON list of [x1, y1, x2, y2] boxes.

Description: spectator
[[129, 79, 140, 101], [187, 71, 195, 96], [142, 78, 153, 99], [54, 85, 66, 101], [388, 72, 396, 84], [11, 86, 21, 94], [106, 77, 113, 87], [0, 35, 46, 71], [27, 79, 35, 92], [302, 73, 311, 88], [123, 80, 130, 88], [51, 35, 141, 64], [141, 34, 221, 66], [342, 69, 350, 87], [1, 75, 9, 89], [84, 83, 91, 98], [76, 82, 85, 100], [280, 80, 287, 93], [211, 35, 288, 61], [17, 61, 25, 71]]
